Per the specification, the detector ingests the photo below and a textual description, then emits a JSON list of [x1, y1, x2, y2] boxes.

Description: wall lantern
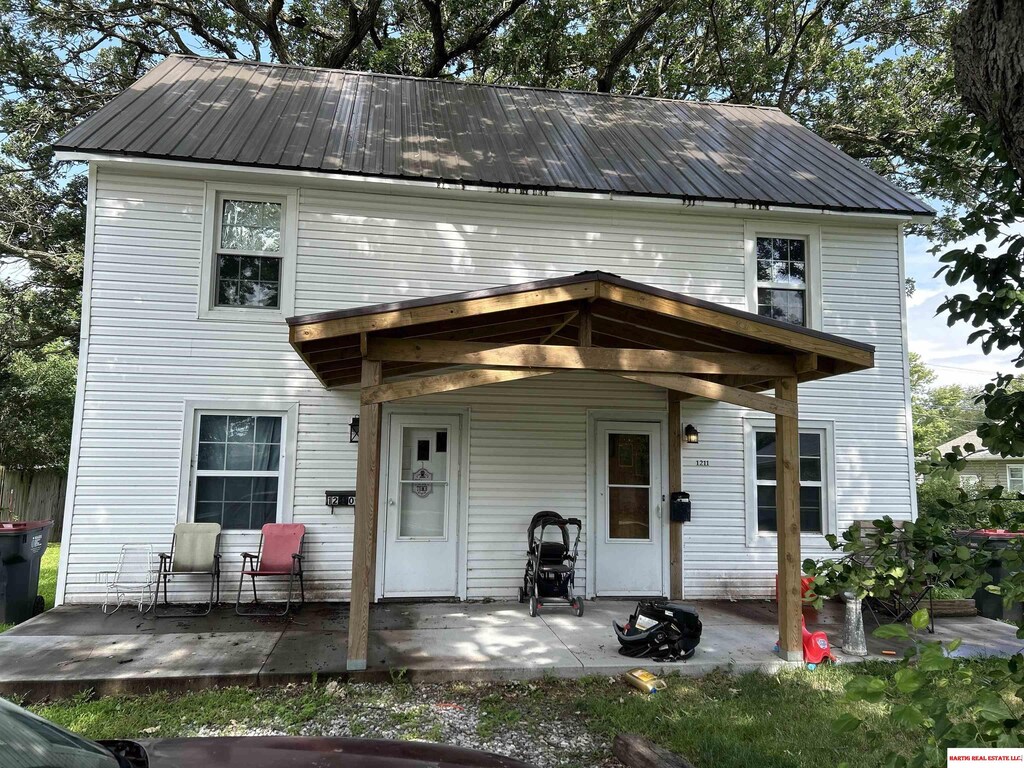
[[349, 416, 360, 443], [684, 424, 700, 445]]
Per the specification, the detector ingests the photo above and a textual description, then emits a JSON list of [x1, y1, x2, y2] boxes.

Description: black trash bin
[[0, 520, 54, 625], [965, 529, 1024, 624]]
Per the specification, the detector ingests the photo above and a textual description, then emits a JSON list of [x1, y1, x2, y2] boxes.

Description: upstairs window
[[215, 198, 283, 309], [756, 236, 807, 326]]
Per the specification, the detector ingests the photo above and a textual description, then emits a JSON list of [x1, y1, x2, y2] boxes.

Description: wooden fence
[[0, 467, 66, 542]]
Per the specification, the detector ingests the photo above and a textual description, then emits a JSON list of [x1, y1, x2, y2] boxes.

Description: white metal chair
[[100, 544, 157, 614]]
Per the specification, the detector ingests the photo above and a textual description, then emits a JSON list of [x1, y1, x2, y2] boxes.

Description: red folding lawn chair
[[235, 523, 305, 616]]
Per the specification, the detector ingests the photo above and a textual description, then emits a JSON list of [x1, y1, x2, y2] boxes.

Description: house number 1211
[[695, 459, 710, 467]]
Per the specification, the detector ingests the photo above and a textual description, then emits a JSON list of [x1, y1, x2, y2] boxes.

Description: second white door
[[594, 421, 664, 596], [381, 413, 461, 598]]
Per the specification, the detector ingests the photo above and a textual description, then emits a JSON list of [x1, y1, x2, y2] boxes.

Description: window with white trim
[[753, 427, 826, 533], [192, 413, 283, 530], [1007, 466, 1023, 492], [214, 198, 283, 309], [755, 236, 807, 326]]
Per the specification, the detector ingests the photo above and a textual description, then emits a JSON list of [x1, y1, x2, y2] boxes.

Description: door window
[[398, 426, 449, 538], [607, 432, 651, 540]]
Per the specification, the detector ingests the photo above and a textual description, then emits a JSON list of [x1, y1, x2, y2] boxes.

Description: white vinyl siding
[[60, 165, 916, 603]]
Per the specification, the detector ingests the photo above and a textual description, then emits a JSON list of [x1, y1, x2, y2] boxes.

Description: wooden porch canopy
[[286, 271, 874, 671]]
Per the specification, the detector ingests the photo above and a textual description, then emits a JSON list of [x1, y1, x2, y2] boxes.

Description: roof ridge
[[164, 54, 784, 112]]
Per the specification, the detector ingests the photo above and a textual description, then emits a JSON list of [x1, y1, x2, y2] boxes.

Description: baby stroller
[[518, 511, 583, 617]]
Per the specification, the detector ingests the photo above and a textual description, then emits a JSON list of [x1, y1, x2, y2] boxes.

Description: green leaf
[[894, 668, 925, 693], [832, 713, 862, 734], [890, 704, 927, 729], [976, 693, 1013, 723], [873, 624, 910, 641], [910, 608, 931, 631], [845, 676, 887, 703]]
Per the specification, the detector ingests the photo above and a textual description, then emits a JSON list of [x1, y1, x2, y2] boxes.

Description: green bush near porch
[[26, 659, 1017, 768]]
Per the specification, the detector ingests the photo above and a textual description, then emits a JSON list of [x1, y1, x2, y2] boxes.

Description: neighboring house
[[52, 55, 930, 667], [935, 430, 1024, 490]]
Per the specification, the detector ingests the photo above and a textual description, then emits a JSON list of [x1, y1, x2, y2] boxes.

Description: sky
[[905, 227, 1021, 388]]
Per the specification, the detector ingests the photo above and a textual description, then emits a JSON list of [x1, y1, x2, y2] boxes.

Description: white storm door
[[382, 414, 461, 598], [594, 422, 664, 596]]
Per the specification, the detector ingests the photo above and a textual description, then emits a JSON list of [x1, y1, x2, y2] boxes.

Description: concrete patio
[[1, 599, 1020, 701]]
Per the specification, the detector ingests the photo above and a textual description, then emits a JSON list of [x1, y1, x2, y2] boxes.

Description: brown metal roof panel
[[148, 60, 237, 157], [723, 106, 887, 210], [339, 75, 373, 174], [266, 68, 329, 168], [692, 104, 829, 207], [601, 99, 693, 198], [359, 76, 390, 176], [771, 111, 928, 212], [635, 101, 744, 201], [70, 57, 194, 151], [380, 75, 403, 176], [318, 73, 360, 172], [55, 56, 934, 216], [205, 65, 281, 161], [298, 70, 345, 168], [107, 59, 211, 153], [232, 66, 304, 164], [460, 82, 514, 184], [172, 61, 261, 158], [559, 93, 638, 194]]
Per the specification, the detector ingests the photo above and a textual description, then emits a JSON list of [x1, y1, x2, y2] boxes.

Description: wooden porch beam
[[668, 397, 683, 600], [365, 338, 797, 378], [540, 311, 579, 344], [774, 376, 802, 661], [347, 359, 383, 672], [361, 367, 554, 405], [291, 282, 598, 344], [578, 301, 593, 346], [611, 371, 798, 417], [596, 282, 874, 368]]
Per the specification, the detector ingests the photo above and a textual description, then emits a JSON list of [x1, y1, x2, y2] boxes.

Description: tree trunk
[[953, 0, 1024, 177]]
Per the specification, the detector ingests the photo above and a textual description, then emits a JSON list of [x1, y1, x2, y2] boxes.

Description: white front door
[[381, 413, 461, 598], [594, 421, 664, 596]]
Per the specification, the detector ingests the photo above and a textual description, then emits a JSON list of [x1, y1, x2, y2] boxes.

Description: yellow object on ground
[[625, 668, 667, 694]]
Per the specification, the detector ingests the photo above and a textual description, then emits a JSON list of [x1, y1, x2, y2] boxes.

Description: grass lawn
[[25, 659, 1019, 768], [0, 542, 59, 633]]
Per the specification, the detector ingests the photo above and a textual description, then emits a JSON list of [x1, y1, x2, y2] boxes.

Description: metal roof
[[56, 55, 933, 216]]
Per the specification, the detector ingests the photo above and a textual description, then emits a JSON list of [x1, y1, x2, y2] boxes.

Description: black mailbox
[[670, 491, 691, 523]]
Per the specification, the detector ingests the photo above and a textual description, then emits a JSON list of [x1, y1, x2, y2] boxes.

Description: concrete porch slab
[[0, 599, 1019, 701]]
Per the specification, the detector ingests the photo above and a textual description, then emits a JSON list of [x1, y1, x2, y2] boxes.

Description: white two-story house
[[53, 55, 931, 668]]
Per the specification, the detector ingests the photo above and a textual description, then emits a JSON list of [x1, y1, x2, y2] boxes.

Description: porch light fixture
[[684, 424, 700, 444], [349, 416, 360, 443]]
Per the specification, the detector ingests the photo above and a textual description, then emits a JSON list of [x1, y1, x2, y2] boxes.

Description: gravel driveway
[[192, 679, 616, 768]]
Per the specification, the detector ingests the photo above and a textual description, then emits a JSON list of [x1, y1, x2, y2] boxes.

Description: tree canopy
[[909, 352, 985, 455], [0, 0, 994, 467]]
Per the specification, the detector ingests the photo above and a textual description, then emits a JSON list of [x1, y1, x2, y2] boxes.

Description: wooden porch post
[[346, 357, 383, 671], [775, 376, 802, 661], [668, 394, 683, 600]]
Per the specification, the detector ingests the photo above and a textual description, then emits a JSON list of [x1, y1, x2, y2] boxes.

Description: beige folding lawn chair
[[155, 523, 222, 617]]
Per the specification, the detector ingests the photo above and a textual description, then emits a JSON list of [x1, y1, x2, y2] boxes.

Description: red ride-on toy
[[775, 616, 837, 669]]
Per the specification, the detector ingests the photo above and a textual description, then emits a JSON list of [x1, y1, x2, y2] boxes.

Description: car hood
[[129, 736, 538, 768]]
